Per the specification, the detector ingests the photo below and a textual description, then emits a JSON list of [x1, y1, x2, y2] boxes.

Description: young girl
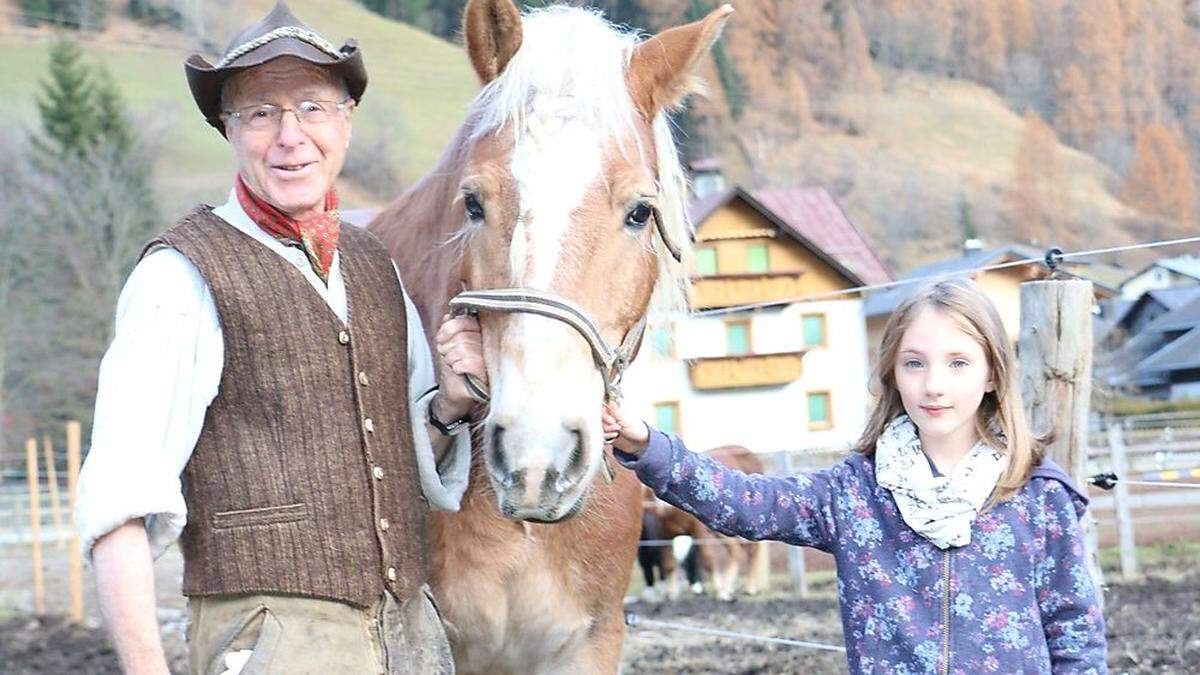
[[604, 279, 1107, 674]]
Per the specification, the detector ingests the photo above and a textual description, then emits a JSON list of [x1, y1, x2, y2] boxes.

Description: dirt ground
[[0, 544, 1196, 673]]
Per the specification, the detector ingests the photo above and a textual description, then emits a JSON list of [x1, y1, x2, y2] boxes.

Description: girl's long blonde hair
[[854, 278, 1044, 507]]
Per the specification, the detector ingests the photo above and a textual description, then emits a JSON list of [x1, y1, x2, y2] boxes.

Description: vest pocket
[[211, 502, 310, 529]]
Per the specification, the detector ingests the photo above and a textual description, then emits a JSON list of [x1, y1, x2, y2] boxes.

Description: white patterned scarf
[[874, 415, 1008, 549]]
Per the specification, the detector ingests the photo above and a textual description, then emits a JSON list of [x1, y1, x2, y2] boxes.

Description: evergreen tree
[[93, 65, 131, 152], [959, 196, 979, 242], [34, 37, 97, 156]]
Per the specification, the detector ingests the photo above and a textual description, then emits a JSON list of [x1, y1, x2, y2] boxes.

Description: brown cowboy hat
[[185, 1, 367, 136]]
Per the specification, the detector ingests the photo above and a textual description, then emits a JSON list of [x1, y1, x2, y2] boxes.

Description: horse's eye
[[625, 203, 653, 228], [464, 193, 485, 221]]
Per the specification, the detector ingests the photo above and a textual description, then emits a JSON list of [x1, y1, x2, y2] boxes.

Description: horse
[[367, 1, 733, 671], [638, 506, 703, 600], [640, 446, 771, 602]]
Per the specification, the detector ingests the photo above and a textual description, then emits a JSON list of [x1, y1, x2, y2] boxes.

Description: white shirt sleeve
[[75, 249, 223, 562], [396, 262, 471, 511]]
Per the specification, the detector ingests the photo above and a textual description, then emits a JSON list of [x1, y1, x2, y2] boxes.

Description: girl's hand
[[602, 402, 650, 457]]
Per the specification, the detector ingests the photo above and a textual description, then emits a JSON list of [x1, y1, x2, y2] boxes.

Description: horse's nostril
[[555, 428, 587, 492], [490, 425, 510, 481]]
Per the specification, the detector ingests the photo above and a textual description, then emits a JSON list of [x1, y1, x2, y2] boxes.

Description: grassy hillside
[[0, 0, 479, 217], [795, 71, 1139, 267]]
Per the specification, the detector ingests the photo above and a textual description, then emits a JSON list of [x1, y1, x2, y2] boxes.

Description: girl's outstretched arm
[[1034, 481, 1108, 673], [603, 405, 841, 551]]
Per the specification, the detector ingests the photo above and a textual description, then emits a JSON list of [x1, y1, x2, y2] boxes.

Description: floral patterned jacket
[[616, 429, 1108, 674]]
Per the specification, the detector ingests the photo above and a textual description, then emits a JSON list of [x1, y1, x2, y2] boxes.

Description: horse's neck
[[370, 126, 471, 341]]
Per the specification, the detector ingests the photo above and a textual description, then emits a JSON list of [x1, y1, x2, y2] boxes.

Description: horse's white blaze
[[508, 217, 527, 286], [491, 317, 604, 500], [509, 108, 603, 290]]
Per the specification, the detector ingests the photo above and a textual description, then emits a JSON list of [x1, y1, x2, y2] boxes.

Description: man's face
[[224, 57, 354, 220], [893, 306, 994, 446]]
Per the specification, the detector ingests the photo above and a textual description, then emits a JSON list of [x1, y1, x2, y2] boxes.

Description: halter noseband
[[448, 211, 684, 405]]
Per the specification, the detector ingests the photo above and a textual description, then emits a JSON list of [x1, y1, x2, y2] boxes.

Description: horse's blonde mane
[[466, 5, 693, 315]]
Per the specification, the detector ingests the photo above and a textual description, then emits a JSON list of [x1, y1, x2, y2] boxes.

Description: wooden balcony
[[688, 351, 805, 390], [691, 272, 805, 310]]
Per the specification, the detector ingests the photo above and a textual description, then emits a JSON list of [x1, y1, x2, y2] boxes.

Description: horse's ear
[[463, 0, 524, 84], [627, 4, 734, 119]]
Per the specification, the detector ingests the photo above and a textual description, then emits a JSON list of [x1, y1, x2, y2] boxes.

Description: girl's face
[[894, 306, 994, 446]]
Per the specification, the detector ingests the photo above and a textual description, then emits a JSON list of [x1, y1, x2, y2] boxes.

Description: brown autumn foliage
[[1006, 112, 1068, 244], [614, 0, 1200, 266], [1123, 124, 1195, 225]]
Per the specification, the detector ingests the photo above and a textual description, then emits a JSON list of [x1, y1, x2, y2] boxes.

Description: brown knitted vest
[[143, 206, 428, 608]]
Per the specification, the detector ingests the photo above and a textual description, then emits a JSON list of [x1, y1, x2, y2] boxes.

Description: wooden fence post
[[26, 437, 45, 615], [1107, 422, 1139, 579], [776, 451, 808, 597], [67, 421, 83, 622], [43, 435, 64, 542], [1018, 279, 1104, 601]]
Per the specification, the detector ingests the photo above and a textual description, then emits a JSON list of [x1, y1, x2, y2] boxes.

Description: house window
[[746, 244, 769, 274], [651, 324, 674, 358], [802, 313, 827, 348], [696, 247, 718, 276], [726, 321, 750, 356], [654, 402, 680, 435], [807, 392, 832, 429]]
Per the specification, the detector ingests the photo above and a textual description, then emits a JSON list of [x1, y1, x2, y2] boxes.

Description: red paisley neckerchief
[[236, 174, 340, 284]]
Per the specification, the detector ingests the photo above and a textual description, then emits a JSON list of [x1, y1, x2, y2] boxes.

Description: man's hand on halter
[[602, 402, 650, 457], [434, 313, 487, 422]]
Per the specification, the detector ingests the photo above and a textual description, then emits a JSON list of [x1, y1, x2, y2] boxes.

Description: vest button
[[372, 466, 384, 480], [338, 330, 350, 345], [358, 371, 369, 386], [379, 517, 390, 531], [386, 567, 397, 582], [364, 418, 376, 433]]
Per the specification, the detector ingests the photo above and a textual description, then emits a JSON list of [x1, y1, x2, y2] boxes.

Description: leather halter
[[450, 289, 650, 403], [448, 209, 683, 405]]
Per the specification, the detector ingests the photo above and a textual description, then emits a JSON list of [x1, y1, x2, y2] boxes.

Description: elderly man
[[75, 3, 481, 673]]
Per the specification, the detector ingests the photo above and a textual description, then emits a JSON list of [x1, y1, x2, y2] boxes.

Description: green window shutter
[[652, 326, 672, 357], [807, 393, 830, 425], [696, 248, 718, 276], [803, 314, 826, 347], [746, 244, 769, 273], [727, 324, 749, 355], [654, 403, 678, 435]]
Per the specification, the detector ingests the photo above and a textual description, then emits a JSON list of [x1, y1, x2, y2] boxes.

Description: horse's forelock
[[463, 6, 692, 315]]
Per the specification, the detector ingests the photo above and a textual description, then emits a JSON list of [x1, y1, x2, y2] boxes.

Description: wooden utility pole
[[1018, 278, 1103, 599], [26, 437, 44, 615]]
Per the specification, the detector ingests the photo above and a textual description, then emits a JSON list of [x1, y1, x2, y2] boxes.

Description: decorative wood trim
[[688, 351, 805, 390]]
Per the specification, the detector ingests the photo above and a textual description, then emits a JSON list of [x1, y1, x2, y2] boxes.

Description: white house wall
[[623, 299, 872, 455]]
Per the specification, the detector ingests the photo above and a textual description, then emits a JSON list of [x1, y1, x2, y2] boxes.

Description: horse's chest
[[439, 546, 595, 674]]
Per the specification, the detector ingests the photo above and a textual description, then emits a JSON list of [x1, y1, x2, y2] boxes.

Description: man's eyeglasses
[[222, 98, 352, 131]]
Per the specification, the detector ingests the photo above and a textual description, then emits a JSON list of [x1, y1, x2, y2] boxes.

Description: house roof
[[1114, 285, 1200, 329], [1142, 295, 1200, 334], [689, 186, 893, 289], [862, 245, 1039, 318], [1122, 255, 1200, 287], [1138, 326, 1200, 374]]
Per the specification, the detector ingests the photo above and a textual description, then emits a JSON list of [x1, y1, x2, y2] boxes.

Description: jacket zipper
[[940, 549, 952, 675]]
